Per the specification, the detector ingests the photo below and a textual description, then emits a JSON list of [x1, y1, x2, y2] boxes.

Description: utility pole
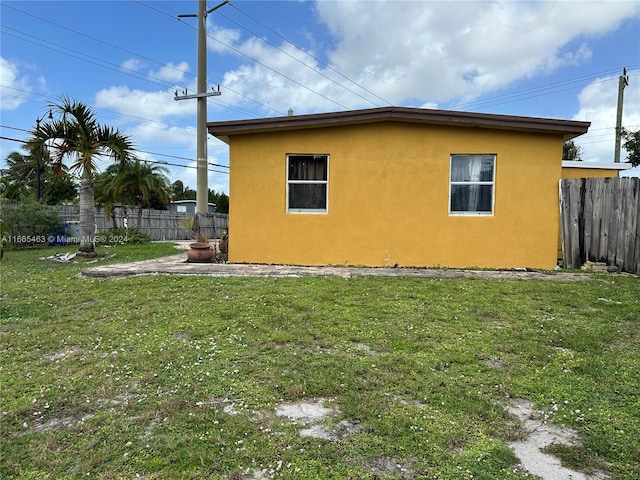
[[177, 0, 228, 214], [614, 67, 629, 163], [34, 109, 53, 202]]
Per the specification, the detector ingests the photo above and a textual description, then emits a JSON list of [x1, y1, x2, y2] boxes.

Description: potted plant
[[182, 216, 213, 263], [187, 232, 213, 263]]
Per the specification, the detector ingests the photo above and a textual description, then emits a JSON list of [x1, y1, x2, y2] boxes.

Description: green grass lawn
[[1, 244, 638, 479]]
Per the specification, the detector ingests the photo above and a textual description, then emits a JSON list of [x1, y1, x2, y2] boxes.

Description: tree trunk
[[78, 175, 96, 256]]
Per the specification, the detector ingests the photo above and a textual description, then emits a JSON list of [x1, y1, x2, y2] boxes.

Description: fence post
[[560, 179, 580, 269]]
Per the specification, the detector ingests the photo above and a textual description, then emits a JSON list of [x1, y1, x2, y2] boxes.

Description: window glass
[[450, 154, 495, 215], [450, 155, 494, 182], [289, 155, 327, 181], [289, 184, 327, 210], [450, 185, 493, 212], [287, 154, 329, 213]]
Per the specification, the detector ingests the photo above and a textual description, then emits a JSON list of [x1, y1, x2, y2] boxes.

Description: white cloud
[[207, 24, 242, 54], [94, 85, 194, 120], [149, 61, 190, 83], [206, 0, 638, 114], [121, 58, 146, 73], [573, 69, 640, 164], [0, 57, 32, 110], [318, 0, 638, 104], [126, 121, 195, 147]]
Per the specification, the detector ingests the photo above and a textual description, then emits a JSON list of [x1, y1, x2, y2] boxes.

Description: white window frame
[[286, 154, 329, 214], [448, 154, 496, 216]]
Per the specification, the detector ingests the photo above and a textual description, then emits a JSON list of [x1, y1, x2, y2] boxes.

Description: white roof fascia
[[562, 161, 633, 170]]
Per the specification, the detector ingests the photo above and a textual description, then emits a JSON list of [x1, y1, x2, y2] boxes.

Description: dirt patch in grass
[[479, 357, 505, 370], [368, 456, 416, 479], [41, 347, 83, 361], [275, 398, 336, 424], [275, 397, 362, 441], [31, 413, 94, 433], [507, 399, 608, 480]]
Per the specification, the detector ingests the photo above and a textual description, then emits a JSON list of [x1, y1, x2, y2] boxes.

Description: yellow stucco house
[[208, 106, 590, 270]]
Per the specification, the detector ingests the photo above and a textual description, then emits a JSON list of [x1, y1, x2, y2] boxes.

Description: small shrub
[[212, 241, 228, 263], [2, 199, 64, 247], [96, 227, 151, 245]]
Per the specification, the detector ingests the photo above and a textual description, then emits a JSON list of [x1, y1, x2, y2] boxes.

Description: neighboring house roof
[[169, 200, 216, 206], [208, 106, 590, 143], [562, 161, 632, 170]]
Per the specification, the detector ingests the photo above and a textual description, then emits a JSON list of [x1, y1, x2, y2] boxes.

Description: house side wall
[[228, 122, 563, 269], [561, 167, 620, 179]]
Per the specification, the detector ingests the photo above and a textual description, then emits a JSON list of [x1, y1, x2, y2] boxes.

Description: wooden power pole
[[176, 0, 229, 214], [614, 68, 629, 163]]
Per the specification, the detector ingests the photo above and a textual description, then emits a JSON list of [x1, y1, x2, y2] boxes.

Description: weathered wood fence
[[56, 206, 228, 241], [560, 177, 639, 273]]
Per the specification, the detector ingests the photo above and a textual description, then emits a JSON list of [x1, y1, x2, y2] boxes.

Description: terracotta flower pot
[[187, 242, 213, 263]]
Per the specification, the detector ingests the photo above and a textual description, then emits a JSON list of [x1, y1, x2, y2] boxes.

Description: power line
[[257, 0, 410, 102], [0, 135, 25, 143], [2, 2, 192, 85], [147, 159, 229, 175], [231, 2, 394, 106], [0, 133, 228, 175], [451, 67, 640, 111], [0, 85, 218, 149], [0, 26, 174, 91], [3, 2, 639, 126], [136, 148, 228, 168], [0, 123, 229, 169], [221, 3, 388, 107], [0, 125, 31, 134], [165, 5, 351, 110], [2, 3, 281, 118], [129, 0, 308, 115]]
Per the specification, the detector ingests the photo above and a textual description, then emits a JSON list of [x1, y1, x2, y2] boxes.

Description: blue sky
[[2, 0, 640, 193]]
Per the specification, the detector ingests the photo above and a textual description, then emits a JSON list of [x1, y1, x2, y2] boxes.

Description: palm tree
[[2, 150, 76, 204], [2, 151, 36, 200], [112, 160, 170, 227], [27, 96, 136, 255], [94, 165, 125, 230]]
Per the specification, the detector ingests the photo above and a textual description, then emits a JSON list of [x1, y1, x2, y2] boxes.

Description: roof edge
[[208, 106, 590, 142], [562, 161, 633, 170]]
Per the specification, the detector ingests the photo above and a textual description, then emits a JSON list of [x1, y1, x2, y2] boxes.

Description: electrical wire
[[132, 0, 345, 111], [220, 4, 388, 107], [2, 3, 282, 118], [0, 133, 228, 175], [0, 26, 175, 90], [0, 124, 229, 170], [2, 1, 638, 137], [0, 85, 230, 153], [451, 68, 640, 111], [257, 0, 411, 102], [5, 1, 638, 117]]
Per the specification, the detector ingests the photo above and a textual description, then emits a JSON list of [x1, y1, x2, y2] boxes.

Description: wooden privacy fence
[[560, 177, 639, 273], [57, 205, 228, 241]]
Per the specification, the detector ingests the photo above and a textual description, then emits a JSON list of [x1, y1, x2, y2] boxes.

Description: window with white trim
[[449, 154, 495, 215], [287, 154, 328, 213]]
